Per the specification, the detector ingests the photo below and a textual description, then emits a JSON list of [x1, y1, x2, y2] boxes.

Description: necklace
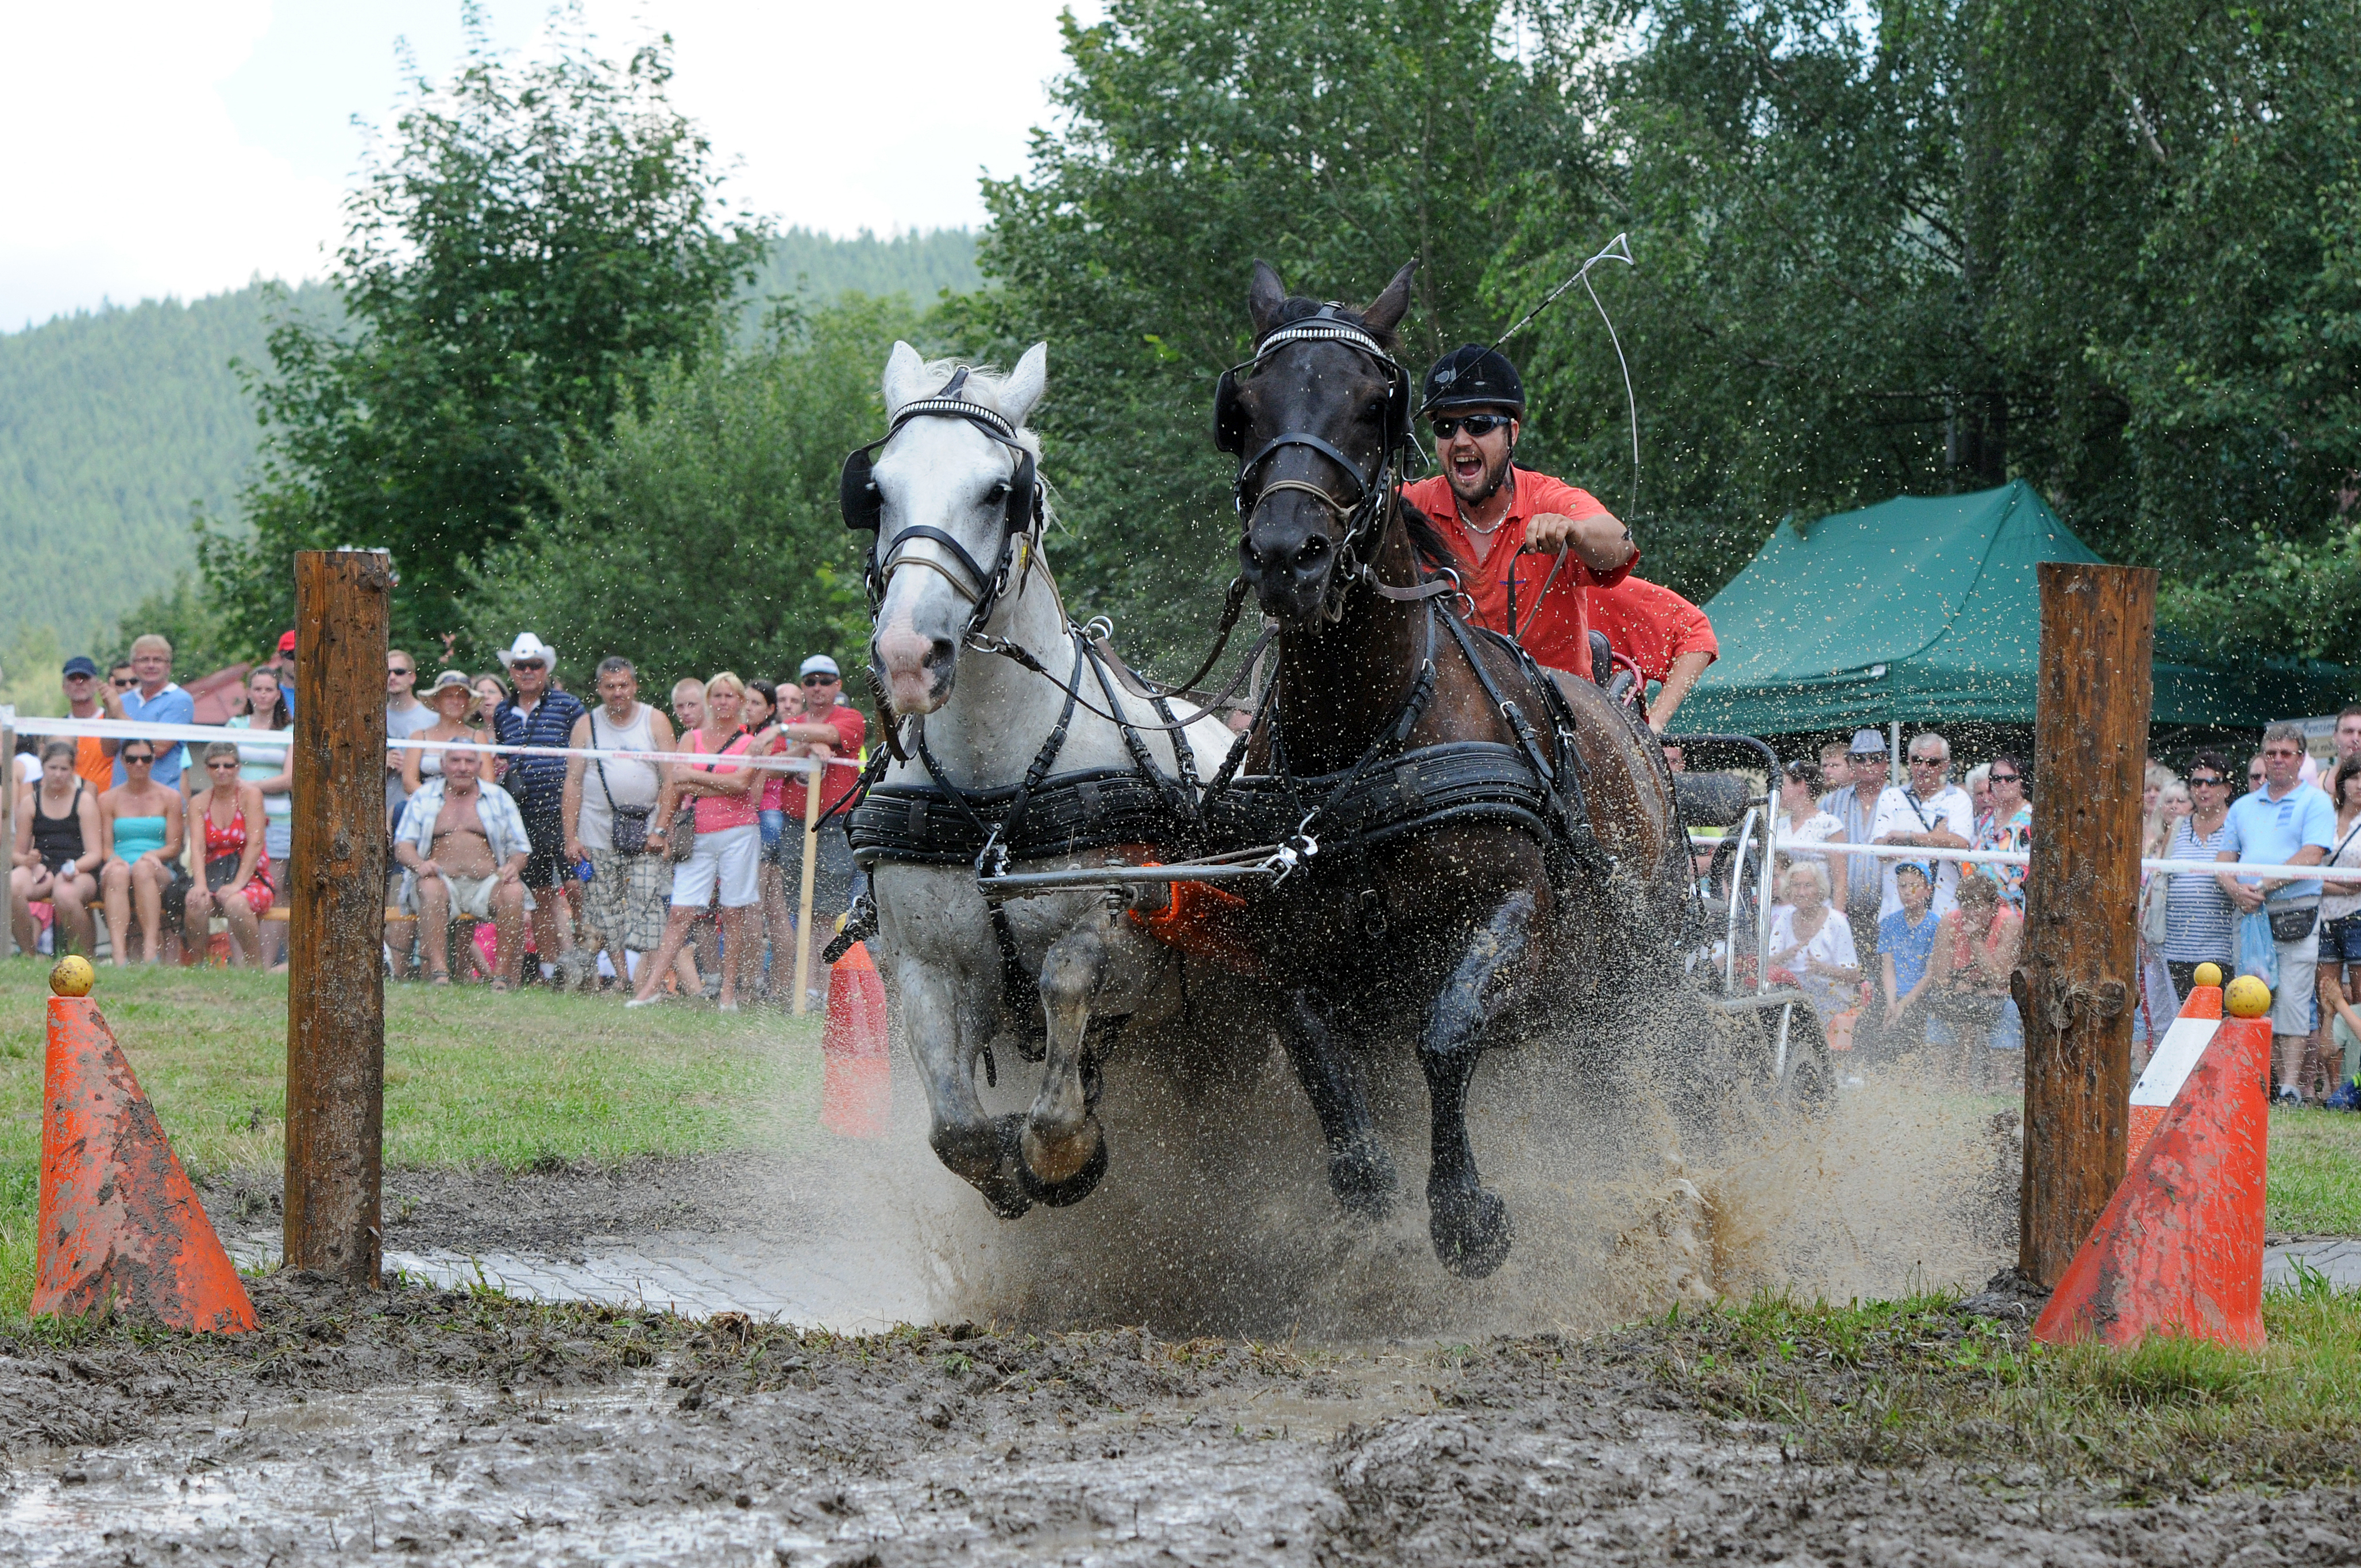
[[1454, 466, 1514, 536]]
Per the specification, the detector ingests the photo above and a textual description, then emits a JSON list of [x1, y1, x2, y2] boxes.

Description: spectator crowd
[[11, 630, 867, 1014], [1753, 712, 2361, 1106], [17, 628, 2361, 1098]]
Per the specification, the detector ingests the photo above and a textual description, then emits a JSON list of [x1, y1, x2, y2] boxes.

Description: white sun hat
[[499, 633, 558, 669]]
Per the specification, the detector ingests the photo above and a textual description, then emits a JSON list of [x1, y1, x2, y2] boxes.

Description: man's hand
[[2225, 879, 2266, 913], [415, 858, 438, 882], [496, 860, 523, 887], [564, 836, 587, 865], [1525, 511, 1635, 572]]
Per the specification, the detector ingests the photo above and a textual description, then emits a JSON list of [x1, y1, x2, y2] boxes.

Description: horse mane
[[1262, 295, 1454, 577]]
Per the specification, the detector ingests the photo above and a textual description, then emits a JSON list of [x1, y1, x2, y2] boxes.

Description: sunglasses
[[389, 665, 414, 676], [110, 677, 136, 689], [1908, 755, 1943, 766], [207, 758, 240, 770], [2190, 776, 2225, 786], [1430, 415, 1511, 439], [64, 671, 94, 682], [801, 674, 839, 687], [2250, 772, 2267, 782], [123, 753, 155, 765], [511, 661, 546, 672], [1990, 772, 2020, 783]]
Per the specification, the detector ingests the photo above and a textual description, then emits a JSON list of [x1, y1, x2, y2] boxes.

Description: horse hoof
[[1018, 1129, 1108, 1208], [1329, 1141, 1398, 1219], [1429, 1185, 1513, 1278], [982, 1184, 1032, 1221]]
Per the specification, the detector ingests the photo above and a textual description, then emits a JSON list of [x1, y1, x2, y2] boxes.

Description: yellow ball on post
[[2192, 961, 2224, 990], [2224, 974, 2272, 1019], [49, 955, 95, 998]]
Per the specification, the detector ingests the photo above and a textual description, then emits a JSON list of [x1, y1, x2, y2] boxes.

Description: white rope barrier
[[11, 713, 864, 775], [1700, 832, 2338, 884]]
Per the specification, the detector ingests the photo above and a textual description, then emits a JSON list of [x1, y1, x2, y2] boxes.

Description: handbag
[[668, 806, 697, 862], [2268, 901, 2320, 943], [589, 712, 653, 856], [205, 852, 242, 891]]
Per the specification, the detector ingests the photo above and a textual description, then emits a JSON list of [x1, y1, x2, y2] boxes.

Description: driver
[[1396, 345, 1639, 684]]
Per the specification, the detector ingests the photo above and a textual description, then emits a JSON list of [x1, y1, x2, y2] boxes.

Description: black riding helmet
[[1421, 345, 1525, 416]]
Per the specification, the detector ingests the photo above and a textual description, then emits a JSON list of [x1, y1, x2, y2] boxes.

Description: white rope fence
[[1704, 833, 2336, 883]]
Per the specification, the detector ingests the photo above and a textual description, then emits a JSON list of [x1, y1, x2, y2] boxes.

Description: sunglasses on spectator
[[64, 671, 94, 682], [1430, 415, 1511, 439], [1990, 771, 2021, 783], [2190, 775, 2225, 787], [389, 663, 413, 675], [123, 752, 154, 765], [801, 674, 839, 687], [110, 675, 136, 689], [207, 758, 239, 771], [511, 660, 545, 671]]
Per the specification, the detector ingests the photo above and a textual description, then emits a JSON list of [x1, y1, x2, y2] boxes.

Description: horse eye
[[986, 481, 1011, 505]]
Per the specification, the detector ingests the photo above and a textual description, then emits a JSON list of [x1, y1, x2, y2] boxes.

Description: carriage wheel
[[1770, 1002, 1835, 1115]]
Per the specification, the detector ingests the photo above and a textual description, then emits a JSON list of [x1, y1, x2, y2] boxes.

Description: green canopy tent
[[1675, 481, 2352, 738]]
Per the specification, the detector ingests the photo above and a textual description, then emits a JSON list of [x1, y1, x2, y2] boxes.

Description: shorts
[[2327, 914, 2361, 965], [2262, 922, 2321, 1036], [411, 872, 513, 921], [759, 808, 789, 865], [264, 816, 292, 865], [584, 847, 669, 953], [780, 820, 855, 926], [520, 802, 570, 889], [672, 824, 760, 910]]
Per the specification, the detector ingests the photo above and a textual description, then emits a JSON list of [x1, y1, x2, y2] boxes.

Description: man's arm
[[780, 720, 847, 747], [562, 715, 591, 861], [1526, 511, 1636, 573], [1646, 648, 1714, 732]]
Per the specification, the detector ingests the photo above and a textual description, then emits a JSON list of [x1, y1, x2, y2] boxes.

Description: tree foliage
[[966, 0, 1588, 666], [199, 11, 766, 658], [979, 0, 2361, 669], [459, 298, 920, 700]]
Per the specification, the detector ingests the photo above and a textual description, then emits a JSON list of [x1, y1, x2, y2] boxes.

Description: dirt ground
[[7, 1042, 2356, 1562], [6, 1269, 2361, 1565]]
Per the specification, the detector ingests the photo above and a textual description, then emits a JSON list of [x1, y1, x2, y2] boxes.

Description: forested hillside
[[0, 227, 977, 669]]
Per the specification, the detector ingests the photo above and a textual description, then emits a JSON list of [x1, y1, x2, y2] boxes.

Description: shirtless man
[[393, 745, 531, 987]]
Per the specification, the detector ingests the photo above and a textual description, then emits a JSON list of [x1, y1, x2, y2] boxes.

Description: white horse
[[861, 342, 1243, 1218]]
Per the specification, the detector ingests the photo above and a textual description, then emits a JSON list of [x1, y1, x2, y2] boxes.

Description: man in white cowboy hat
[[491, 632, 592, 988]]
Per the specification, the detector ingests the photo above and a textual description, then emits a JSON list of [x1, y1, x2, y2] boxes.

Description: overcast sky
[[0, 1, 1100, 332]]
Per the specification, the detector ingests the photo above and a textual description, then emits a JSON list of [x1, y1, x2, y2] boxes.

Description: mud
[[7, 1281, 2361, 1563], [11, 1044, 2352, 1561]]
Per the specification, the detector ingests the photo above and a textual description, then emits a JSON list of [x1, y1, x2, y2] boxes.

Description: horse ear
[[1000, 342, 1048, 427], [882, 341, 928, 416], [1249, 260, 1287, 339], [1363, 261, 1418, 339]]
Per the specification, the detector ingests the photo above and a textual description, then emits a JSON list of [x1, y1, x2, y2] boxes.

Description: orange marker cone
[[33, 971, 257, 1333], [2034, 971, 2269, 1351], [2127, 974, 2224, 1169], [820, 941, 890, 1138]]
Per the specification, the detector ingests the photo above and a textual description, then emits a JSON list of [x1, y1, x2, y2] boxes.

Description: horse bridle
[[1217, 314, 1418, 622], [840, 366, 1047, 640]]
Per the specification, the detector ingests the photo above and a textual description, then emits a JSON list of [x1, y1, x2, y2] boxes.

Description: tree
[[971, 0, 1591, 666], [460, 298, 923, 700], [199, 9, 766, 657]]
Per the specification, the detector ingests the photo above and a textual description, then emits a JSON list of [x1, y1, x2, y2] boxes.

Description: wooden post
[[284, 550, 393, 1284], [790, 759, 824, 1016], [2016, 561, 2157, 1285]]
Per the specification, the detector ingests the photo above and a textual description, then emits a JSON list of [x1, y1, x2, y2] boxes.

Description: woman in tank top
[[10, 740, 102, 956], [227, 667, 295, 864], [181, 740, 275, 967], [99, 739, 185, 965], [630, 673, 762, 1011]]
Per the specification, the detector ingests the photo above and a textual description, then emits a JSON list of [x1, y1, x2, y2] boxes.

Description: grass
[[0, 957, 824, 1317], [1631, 1276, 2361, 1493], [2267, 1107, 2361, 1233]]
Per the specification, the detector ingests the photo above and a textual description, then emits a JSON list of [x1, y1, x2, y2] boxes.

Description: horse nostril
[[1293, 535, 1329, 571], [923, 638, 955, 670]]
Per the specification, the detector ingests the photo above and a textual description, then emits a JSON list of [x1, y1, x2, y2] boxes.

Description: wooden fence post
[[2016, 561, 2157, 1285], [284, 550, 393, 1284], [791, 760, 824, 1016]]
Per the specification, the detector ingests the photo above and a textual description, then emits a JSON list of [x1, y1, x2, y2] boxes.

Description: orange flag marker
[[820, 941, 891, 1138]]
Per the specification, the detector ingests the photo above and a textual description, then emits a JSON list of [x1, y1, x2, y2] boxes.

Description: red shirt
[[1397, 468, 1633, 675], [1583, 574, 1718, 686], [808, 702, 868, 813]]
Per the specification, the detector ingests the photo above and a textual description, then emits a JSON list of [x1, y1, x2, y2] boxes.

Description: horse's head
[[1222, 260, 1418, 628], [855, 341, 1049, 717]]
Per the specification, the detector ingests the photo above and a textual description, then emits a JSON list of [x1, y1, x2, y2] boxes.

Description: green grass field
[[0, 958, 823, 1317]]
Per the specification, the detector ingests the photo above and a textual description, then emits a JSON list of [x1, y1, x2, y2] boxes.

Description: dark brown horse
[[1218, 260, 1695, 1276]]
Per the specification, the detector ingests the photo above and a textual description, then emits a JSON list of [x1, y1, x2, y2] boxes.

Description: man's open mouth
[[1452, 454, 1485, 482]]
